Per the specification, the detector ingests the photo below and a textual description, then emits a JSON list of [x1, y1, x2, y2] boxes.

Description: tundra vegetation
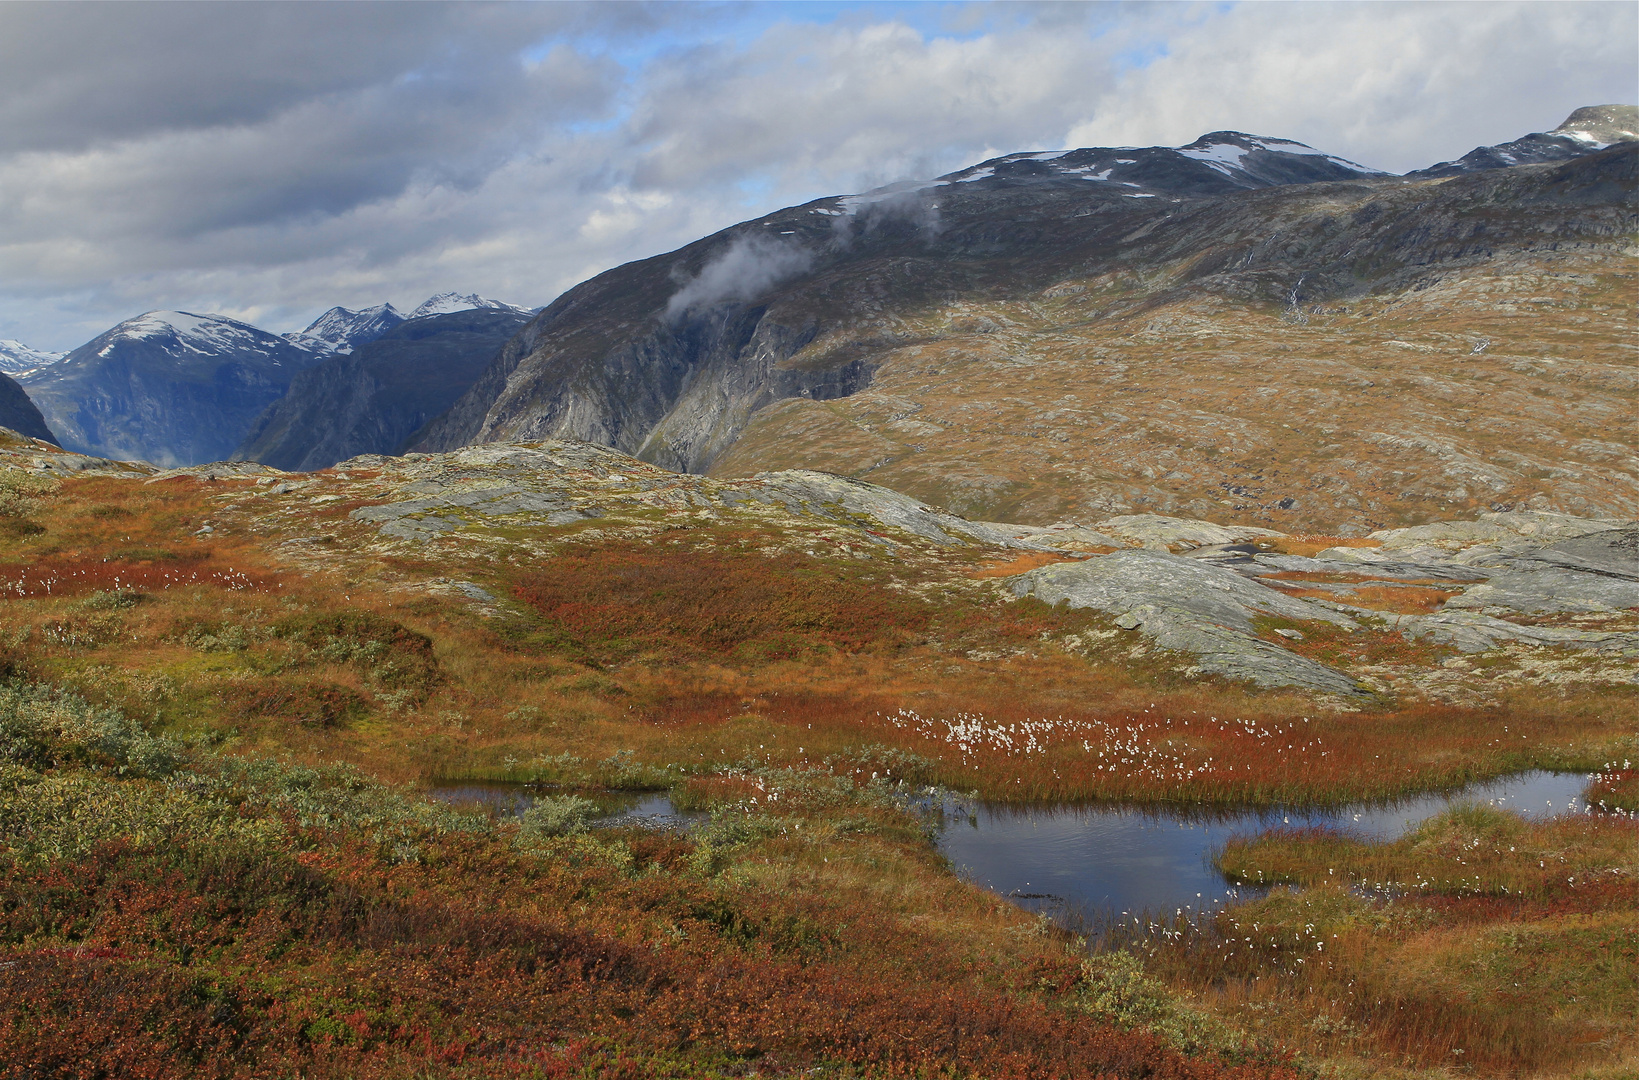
[[0, 434, 1633, 1078]]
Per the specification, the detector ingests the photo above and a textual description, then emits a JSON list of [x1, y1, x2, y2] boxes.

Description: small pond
[[939, 770, 1593, 925], [428, 770, 1596, 924]]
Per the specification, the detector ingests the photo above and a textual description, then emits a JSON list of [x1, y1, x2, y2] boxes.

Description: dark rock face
[[235, 309, 532, 471], [0, 373, 57, 444], [21, 311, 326, 466], [414, 124, 1638, 481], [1408, 104, 1638, 178]]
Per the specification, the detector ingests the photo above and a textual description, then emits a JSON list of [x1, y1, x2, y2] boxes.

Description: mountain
[[935, 131, 1384, 194], [1410, 104, 1639, 178], [408, 292, 531, 319], [21, 311, 328, 466], [283, 295, 529, 355], [0, 372, 57, 444], [410, 119, 1639, 535], [234, 308, 533, 471], [0, 339, 65, 376], [288, 303, 405, 354]]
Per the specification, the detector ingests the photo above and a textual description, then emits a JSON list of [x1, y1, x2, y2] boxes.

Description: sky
[[1, 0, 1634, 353]]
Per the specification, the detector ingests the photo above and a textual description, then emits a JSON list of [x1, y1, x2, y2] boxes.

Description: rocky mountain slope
[[233, 308, 534, 471], [1411, 104, 1639, 177], [19, 311, 328, 466], [0, 375, 57, 444], [413, 109, 1638, 536], [0, 339, 64, 376]]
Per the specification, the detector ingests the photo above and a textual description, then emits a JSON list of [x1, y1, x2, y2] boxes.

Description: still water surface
[[428, 771, 1593, 923], [939, 770, 1592, 923]]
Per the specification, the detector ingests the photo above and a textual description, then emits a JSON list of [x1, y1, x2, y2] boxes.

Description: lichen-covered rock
[[1087, 515, 1286, 552], [734, 470, 1025, 548], [1006, 549, 1366, 695], [1370, 511, 1626, 552], [1393, 609, 1639, 659]]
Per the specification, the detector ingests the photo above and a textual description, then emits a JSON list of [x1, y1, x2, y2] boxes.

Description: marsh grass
[[1117, 807, 1639, 1074]]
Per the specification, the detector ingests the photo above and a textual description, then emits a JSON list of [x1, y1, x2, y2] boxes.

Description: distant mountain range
[[4, 108, 1634, 534], [0, 340, 65, 376], [235, 307, 534, 471], [286, 293, 532, 355], [408, 105, 1638, 534], [16, 294, 527, 466]]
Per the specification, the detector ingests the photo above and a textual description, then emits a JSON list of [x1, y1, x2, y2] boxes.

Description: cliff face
[[0, 373, 57, 444], [411, 127, 1637, 534], [21, 312, 325, 467], [235, 309, 532, 472]]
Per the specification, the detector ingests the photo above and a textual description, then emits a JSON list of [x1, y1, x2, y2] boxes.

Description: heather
[[0, 462, 1633, 1077]]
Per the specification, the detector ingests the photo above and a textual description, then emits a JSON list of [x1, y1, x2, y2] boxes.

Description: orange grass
[[1117, 810, 1639, 1074], [970, 551, 1093, 578]]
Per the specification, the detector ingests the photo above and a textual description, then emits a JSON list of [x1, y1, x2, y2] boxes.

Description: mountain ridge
[[20, 310, 328, 466], [409, 116, 1638, 534], [234, 307, 534, 471], [0, 339, 65, 376]]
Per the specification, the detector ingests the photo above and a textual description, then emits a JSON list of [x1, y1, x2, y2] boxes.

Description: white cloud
[[0, 1, 1632, 351]]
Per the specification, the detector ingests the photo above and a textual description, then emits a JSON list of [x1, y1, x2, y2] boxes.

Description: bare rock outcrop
[[1005, 549, 1367, 696]]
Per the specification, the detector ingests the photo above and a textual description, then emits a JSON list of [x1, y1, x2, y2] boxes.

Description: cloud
[[0, 1, 1632, 351], [665, 231, 816, 320]]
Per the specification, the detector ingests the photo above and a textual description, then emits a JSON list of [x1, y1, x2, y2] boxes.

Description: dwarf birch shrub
[[0, 679, 181, 777], [0, 469, 57, 517], [0, 766, 284, 865], [518, 793, 599, 837], [1078, 950, 1242, 1058]]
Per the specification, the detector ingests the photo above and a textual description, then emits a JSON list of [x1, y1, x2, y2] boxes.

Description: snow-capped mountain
[[0, 339, 66, 376], [921, 131, 1386, 198], [289, 302, 406, 355], [1409, 104, 1638, 178], [288, 295, 531, 355], [409, 293, 531, 319], [22, 310, 328, 466], [236, 307, 534, 472], [79, 310, 308, 363]]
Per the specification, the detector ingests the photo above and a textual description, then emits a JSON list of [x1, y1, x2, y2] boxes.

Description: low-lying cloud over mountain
[[0, 2, 1633, 350]]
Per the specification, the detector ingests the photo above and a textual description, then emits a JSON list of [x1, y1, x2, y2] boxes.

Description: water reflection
[[939, 770, 1593, 924], [427, 770, 1595, 923], [426, 784, 698, 828]]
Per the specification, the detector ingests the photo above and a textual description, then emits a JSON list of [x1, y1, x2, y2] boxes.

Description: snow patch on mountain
[[95, 312, 293, 363], [0, 339, 65, 376], [409, 293, 530, 319], [1408, 105, 1638, 178], [292, 303, 405, 355]]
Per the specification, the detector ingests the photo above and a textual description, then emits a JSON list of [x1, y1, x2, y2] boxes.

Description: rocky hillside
[[1411, 104, 1639, 177], [20, 311, 327, 466], [234, 308, 533, 471], [413, 110, 1638, 536], [10, 431, 1628, 705], [0, 374, 56, 445]]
